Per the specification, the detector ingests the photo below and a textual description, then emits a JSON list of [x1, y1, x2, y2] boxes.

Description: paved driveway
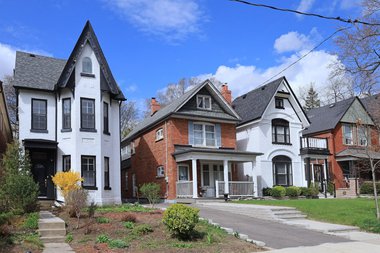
[[195, 203, 351, 249]]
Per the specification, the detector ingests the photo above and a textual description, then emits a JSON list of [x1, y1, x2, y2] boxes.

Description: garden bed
[[56, 204, 263, 252]]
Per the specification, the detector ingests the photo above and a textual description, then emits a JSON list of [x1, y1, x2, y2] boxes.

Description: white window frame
[[357, 126, 368, 146], [343, 124, 353, 145], [177, 164, 190, 181], [193, 122, 217, 147], [157, 165, 165, 178], [156, 128, 164, 141], [196, 95, 212, 110]]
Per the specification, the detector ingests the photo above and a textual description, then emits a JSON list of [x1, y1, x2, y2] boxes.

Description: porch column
[[306, 157, 311, 187], [223, 160, 229, 194], [252, 161, 258, 197], [323, 159, 328, 198], [311, 163, 315, 183], [192, 159, 198, 198]]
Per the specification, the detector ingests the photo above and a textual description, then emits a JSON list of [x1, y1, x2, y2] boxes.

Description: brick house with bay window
[[121, 80, 262, 201]]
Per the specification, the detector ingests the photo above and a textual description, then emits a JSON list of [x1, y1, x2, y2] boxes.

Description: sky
[[0, 0, 362, 112]]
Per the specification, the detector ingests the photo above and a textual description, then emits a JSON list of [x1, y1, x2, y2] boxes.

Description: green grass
[[22, 212, 39, 230], [96, 217, 110, 223], [96, 203, 152, 213], [237, 198, 380, 233]]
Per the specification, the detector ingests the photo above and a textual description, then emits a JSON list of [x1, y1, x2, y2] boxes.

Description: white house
[[14, 21, 125, 205], [232, 77, 330, 196]]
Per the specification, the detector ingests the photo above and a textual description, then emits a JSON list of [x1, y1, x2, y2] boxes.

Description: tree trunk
[[371, 159, 380, 219]]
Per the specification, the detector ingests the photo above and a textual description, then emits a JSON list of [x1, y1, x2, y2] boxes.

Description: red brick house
[[0, 81, 13, 165], [121, 80, 262, 201], [303, 97, 380, 195]]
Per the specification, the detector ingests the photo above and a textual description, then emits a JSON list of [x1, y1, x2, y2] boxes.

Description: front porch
[[172, 145, 262, 199]]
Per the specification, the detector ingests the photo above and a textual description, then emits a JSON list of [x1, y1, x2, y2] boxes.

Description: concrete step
[[176, 198, 196, 204], [41, 236, 66, 243], [38, 220, 66, 230], [39, 228, 66, 237], [270, 208, 297, 212], [273, 210, 304, 216], [276, 214, 307, 219]]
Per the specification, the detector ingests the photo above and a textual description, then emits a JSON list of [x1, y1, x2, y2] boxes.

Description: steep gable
[[57, 21, 125, 100], [341, 98, 374, 125]]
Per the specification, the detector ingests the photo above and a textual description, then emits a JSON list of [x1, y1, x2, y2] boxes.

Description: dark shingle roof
[[303, 97, 355, 135], [13, 51, 66, 90], [232, 77, 284, 126]]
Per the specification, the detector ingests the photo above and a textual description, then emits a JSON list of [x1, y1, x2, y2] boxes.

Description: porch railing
[[176, 181, 193, 198], [215, 181, 255, 198], [300, 137, 328, 150]]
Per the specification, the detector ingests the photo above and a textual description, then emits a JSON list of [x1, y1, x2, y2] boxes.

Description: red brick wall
[[124, 117, 237, 200]]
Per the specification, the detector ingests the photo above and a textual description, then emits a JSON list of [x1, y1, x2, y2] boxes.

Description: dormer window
[[156, 128, 164, 141], [197, 95, 212, 110], [82, 57, 92, 74], [275, 98, 284, 109]]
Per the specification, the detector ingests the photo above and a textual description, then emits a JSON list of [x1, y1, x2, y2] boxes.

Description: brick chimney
[[221, 83, 232, 105], [150, 97, 160, 115]]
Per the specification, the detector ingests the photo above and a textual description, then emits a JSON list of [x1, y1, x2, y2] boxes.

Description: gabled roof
[[13, 51, 66, 90], [232, 76, 308, 126], [57, 20, 125, 100], [303, 97, 356, 135], [123, 80, 240, 143], [361, 94, 380, 125]]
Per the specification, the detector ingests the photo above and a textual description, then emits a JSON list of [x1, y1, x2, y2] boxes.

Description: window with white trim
[[343, 124, 353, 145], [81, 156, 96, 188], [82, 57, 92, 74], [157, 166, 165, 177], [358, 126, 368, 146], [197, 95, 212, 110], [273, 155, 292, 186], [156, 128, 164, 141], [193, 123, 216, 147], [178, 165, 189, 181]]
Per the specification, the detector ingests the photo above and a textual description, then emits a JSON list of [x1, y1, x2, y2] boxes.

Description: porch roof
[[336, 148, 380, 161], [172, 145, 263, 162], [23, 139, 58, 149]]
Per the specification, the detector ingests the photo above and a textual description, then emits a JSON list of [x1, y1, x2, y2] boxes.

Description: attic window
[[275, 98, 284, 109], [82, 57, 92, 74], [197, 95, 212, 110]]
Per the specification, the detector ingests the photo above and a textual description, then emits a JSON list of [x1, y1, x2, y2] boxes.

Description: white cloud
[[197, 50, 339, 99], [0, 43, 17, 80], [125, 84, 137, 92], [105, 0, 204, 42], [296, 0, 315, 13], [274, 28, 321, 54], [339, 0, 360, 10]]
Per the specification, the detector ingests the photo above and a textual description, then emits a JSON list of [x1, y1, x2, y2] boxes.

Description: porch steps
[[271, 208, 307, 220], [38, 200, 55, 211], [38, 211, 66, 244]]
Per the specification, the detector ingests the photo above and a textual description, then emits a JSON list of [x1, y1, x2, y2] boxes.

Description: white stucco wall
[[236, 81, 309, 196]]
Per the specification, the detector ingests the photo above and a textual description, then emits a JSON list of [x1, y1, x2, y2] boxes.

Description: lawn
[[57, 203, 263, 252], [237, 198, 380, 233]]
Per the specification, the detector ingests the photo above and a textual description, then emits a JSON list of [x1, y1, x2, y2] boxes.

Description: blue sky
[[0, 0, 361, 109]]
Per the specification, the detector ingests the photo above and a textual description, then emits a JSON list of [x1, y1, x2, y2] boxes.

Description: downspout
[[165, 120, 169, 198], [119, 100, 122, 203], [54, 92, 58, 200]]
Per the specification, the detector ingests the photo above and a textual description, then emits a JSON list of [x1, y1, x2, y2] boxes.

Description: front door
[[30, 150, 55, 199], [201, 164, 224, 197], [313, 164, 324, 192], [32, 163, 47, 196]]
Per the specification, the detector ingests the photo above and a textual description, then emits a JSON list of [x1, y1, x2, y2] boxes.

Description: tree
[[2, 75, 18, 138], [302, 83, 320, 110], [120, 101, 139, 138], [333, 0, 380, 96], [324, 71, 355, 104]]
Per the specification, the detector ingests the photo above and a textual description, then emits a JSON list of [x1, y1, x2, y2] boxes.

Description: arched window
[[273, 155, 292, 186], [82, 57, 92, 74], [272, 119, 290, 144]]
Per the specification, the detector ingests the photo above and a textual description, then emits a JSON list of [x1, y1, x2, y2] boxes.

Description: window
[[178, 165, 189, 181], [202, 164, 210, 186], [156, 128, 164, 141], [82, 57, 92, 74], [272, 119, 290, 144], [104, 157, 110, 190], [131, 142, 135, 155], [343, 124, 353, 145], [275, 98, 284, 109], [193, 123, 216, 147], [103, 102, 109, 134], [157, 166, 165, 177], [31, 99, 47, 130], [358, 126, 368, 146], [197, 95, 212, 110], [81, 98, 95, 131], [273, 156, 292, 186], [81, 156, 96, 188], [62, 98, 71, 130], [62, 155, 71, 172]]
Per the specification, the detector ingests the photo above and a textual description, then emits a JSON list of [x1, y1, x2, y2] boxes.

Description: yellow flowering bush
[[52, 171, 83, 199]]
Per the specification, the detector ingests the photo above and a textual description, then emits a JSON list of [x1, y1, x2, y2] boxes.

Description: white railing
[[176, 181, 193, 198], [215, 181, 255, 198], [301, 137, 327, 149]]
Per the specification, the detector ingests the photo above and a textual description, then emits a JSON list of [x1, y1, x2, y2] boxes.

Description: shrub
[[0, 141, 39, 213], [96, 217, 110, 224], [0, 212, 13, 226], [66, 233, 73, 243], [360, 182, 380, 194], [327, 181, 335, 195], [262, 187, 272, 196], [299, 187, 308, 196], [87, 202, 97, 219], [285, 186, 301, 198], [132, 224, 153, 235], [163, 204, 199, 239], [108, 239, 129, 249], [271, 186, 286, 198], [124, 221, 135, 229], [304, 183, 320, 198], [66, 188, 88, 229], [96, 234, 110, 243], [139, 183, 161, 207], [121, 213, 137, 223], [52, 171, 83, 200], [23, 212, 39, 230]]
